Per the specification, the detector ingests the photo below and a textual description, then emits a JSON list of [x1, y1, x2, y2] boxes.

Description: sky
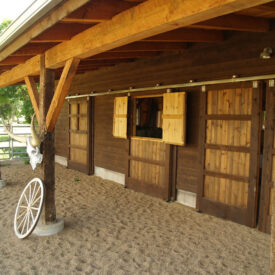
[[0, 0, 35, 23]]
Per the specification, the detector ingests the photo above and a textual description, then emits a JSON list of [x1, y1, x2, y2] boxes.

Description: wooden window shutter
[[113, 96, 128, 138], [162, 92, 186, 145]]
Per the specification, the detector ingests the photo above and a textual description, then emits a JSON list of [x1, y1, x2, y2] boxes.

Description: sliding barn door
[[126, 138, 171, 200], [259, 81, 275, 233], [68, 98, 93, 174], [197, 82, 262, 227]]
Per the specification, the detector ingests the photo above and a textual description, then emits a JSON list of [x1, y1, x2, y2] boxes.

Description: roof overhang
[[0, 0, 64, 52], [0, 0, 274, 88]]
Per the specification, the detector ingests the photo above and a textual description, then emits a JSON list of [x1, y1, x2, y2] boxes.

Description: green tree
[[0, 20, 34, 123], [0, 85, 34, 122], [0, 19, 12, 33]]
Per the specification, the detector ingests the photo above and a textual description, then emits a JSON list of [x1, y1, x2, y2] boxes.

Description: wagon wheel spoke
[[30, 182, 38, 204], [26, 211, 31, 233], [23, 193, 29, 204], [17, 212, 28, 229], [31, 196, 41, 206], [14, 178, 44, 239], [30, 209, 35, 223], [16, 210, 27, 220], [31, 183, 40, 205], [28, 184, 32, 204], [21, 212, 29, 234]]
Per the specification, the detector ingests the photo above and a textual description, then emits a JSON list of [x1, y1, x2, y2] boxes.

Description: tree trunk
[[39, 55, 56, 224]]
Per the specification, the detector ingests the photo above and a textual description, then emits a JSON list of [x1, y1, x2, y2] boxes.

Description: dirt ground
[[0, 163, 270, 275]]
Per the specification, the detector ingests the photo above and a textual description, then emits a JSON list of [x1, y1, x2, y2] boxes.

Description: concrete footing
[[33, 217, 64, 236], [0, 179, 6, 188]]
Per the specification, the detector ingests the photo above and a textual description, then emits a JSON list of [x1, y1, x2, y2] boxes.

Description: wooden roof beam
[[238, 2, 275, 18], [47, 0, 272, 69], [144, 28, 223, 42], [31, 23, 94, 43], [0, 55, 40, 87], [11, 43, 59, 56], [0, 56, 34, 65], [87, 52, 159, 60], [192, 14, 270, 32], [24, 76, 40, 124], [46, 58, 80, 132], [80, 59, 134, 65], [110, 42, 187, 52], [0, 0, 273, 87], [0, 0, 90, 62], [62, 0, 137, 24]]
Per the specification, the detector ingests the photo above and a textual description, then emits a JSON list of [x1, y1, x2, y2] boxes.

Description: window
[[134, 96, 163, 139], [113, 92, 186, 145]]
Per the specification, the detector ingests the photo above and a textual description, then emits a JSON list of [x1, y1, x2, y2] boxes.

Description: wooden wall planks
[[55, 30, 275, 196], [55, 101, 69, 157], [94, 95, 128, 174]]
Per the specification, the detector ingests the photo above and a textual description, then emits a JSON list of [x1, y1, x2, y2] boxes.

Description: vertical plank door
[[259, 80, 275, 233], [126, 137, 171, 200], [68, 97, 93, 174], [197, 82, 262, 227]]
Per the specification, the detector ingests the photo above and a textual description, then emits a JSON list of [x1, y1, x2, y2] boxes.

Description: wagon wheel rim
[[14, 178, 44, 239]]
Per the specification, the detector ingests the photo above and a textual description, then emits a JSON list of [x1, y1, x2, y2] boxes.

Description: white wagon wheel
[[14, 178, 44, 239]]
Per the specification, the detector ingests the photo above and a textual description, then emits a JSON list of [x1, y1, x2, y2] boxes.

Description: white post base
[[33, 217, 64, 236], [0, 179, 6, 188]]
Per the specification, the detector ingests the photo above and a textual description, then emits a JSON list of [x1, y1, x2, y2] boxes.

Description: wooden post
[[39, 55, 56, 224], [271, 194, 275, 274]]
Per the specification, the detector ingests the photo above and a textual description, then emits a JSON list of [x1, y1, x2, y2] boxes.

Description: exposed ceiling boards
[[0, 0, 275, 78]]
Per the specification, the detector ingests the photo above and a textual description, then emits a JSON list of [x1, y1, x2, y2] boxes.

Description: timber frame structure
[[0, 0, 275, 273]]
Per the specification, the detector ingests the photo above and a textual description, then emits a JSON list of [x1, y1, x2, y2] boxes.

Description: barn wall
[[94, 95, 128, 174], [55, 30, 275, 193], [55, 101, 69, 158]]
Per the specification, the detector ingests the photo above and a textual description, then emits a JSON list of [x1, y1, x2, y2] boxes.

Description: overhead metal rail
[[65, 73, 275, 100]]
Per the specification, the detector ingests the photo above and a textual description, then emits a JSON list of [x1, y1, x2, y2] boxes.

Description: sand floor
[[0, 163, 270, 275]]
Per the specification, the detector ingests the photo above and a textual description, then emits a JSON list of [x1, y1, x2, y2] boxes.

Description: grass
[[0, 147, 28, 159]]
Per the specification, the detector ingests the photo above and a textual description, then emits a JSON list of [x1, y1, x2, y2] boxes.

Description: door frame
[[67, 97, 94, 175], [196, 81, 263, 227], [259, 80, 275, 233]]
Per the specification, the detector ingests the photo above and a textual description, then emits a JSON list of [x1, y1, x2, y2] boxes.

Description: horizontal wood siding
[[53, 30, 275, 192], [70, 31, 275, 94], [94, 95, 128, 174], [55, 101, 69, 157]]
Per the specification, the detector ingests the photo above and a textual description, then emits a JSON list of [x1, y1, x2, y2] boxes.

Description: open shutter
[[162, 92, 186, 145], [113, 96, 128, 138]]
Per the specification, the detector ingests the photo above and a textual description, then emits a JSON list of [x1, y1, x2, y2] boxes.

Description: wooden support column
[[272, 194, 275, 274], [39, 55, 56, 224]]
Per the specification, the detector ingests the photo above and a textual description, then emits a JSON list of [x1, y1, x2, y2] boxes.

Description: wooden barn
[[0, 0, 275, 272]]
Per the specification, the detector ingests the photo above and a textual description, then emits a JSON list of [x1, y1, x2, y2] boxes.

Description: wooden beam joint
[[24, 76, 40, 124], [46, 58, 80, 132]]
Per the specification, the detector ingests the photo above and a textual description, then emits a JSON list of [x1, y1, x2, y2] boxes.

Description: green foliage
[[0, 85, 34, 122], [0, 19, 12, 33], [0, 20, 34, 123]]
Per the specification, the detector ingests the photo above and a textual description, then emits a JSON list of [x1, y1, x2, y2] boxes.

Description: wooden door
[[126, 137, 171, 200], [259, 81, 275, 233], [68, 98, 93, 174], [197, 82, 262, 227]]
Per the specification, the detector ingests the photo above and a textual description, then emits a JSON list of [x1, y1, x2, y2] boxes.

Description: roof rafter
[[0, 0, 90, 63], [0, 0, 273, 88], [192, 14, 269, 32]]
